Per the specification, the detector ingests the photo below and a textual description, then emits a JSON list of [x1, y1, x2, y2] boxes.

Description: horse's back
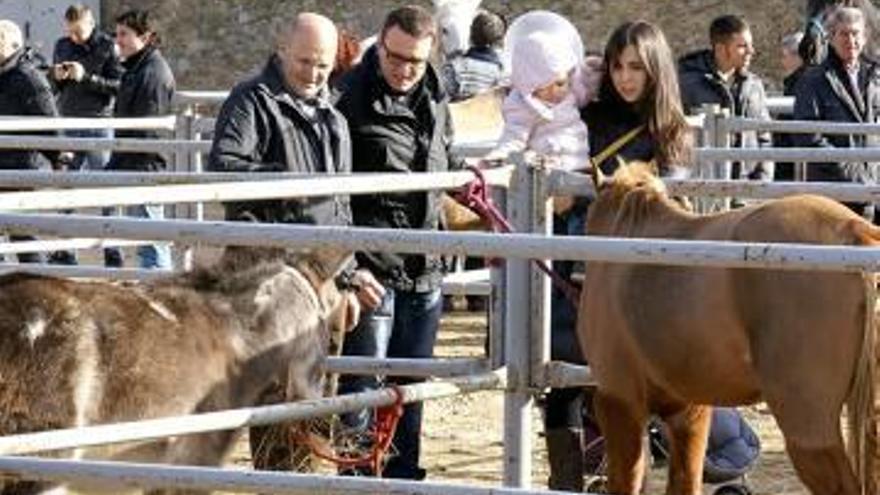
[[449, 86, 505, 143]]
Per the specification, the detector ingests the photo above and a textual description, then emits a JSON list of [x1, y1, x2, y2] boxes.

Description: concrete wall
[[100, 0, 806, 92]]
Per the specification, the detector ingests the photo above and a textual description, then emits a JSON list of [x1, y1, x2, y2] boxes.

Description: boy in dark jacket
[[106, 9, 175, 269]]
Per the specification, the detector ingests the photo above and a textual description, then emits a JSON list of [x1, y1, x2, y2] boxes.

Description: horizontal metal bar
[[324, 356, 488, 378], [0, 370, 504, 455], [0, 116, 177, 132], [0, 136, 208, 153], [174, 91, 228, 106], [543, 362, 593, 388], [0, 213, 877, 271], [0, 456, 579, 495], [548, 171, 880, 202], [696, 146, 880, 162], [725, 117, 880, 135], [0, 168, 513, 210], [0, 238, 148, 254]]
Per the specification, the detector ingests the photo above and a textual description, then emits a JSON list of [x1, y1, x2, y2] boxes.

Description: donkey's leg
[[770, 401, 859, 495], [660, 404, 711, 495], [593, 390, 648, 495]]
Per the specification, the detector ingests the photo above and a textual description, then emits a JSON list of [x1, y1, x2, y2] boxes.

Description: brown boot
[[546, 427, 585, 491]]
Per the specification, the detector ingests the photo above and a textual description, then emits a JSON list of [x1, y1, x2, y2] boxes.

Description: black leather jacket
[[0, 49, 59, 170], [52, 31, 122, 117], [208, 55, 352, 227], [335, 46, 464, 291]]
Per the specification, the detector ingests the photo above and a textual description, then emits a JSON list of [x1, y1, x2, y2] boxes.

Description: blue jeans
[[105, 204, 172, 270], [64, 128, 112, 171], [338, 287, 443, 479], [48, 129, 114, 266]]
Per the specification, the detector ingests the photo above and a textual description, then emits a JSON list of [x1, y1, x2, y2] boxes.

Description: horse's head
[[587, 160, 672, 235], [433, 0, 482, 58]]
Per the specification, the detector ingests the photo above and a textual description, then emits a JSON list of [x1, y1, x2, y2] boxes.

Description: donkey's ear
[[589, 160, 608, 192]]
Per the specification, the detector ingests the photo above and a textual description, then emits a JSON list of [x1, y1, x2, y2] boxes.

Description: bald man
[[208, 13, 383, 472]]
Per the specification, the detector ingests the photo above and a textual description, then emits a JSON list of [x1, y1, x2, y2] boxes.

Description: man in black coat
[[48, 4, 123, 266], [794, 6, 880, 220], [334, 5, 464, 480], [209, 12, 385, 472], [105, 9, 175, 270], [50, 4, 121, 170], [679, 14, 773, 182], [0, 19, 59, 263]]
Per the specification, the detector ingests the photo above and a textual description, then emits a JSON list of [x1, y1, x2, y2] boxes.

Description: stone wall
[[101, 0, 806, 92]]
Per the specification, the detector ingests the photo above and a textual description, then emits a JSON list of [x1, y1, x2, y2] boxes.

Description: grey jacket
[[679, 49, 773, 180]]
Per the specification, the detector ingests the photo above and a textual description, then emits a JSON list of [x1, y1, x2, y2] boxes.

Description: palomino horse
[[578, 162, 879, 495]]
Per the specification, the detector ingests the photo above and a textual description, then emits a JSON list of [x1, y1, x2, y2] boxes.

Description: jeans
[[338, 287, 443, 479], [65, 128, 112, 171], [105, 204, 172, 270], [48, 129, 113, 266]]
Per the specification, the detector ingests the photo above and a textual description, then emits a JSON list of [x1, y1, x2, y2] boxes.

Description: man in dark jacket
[[50, 4, 121, 170], [335, 5, 464, 480], [679, 14, 773, 182], [794, 6, 880, 220], [209, 12, 384, 473], [105, 9, 175, 269], [0, 19, 59, 264], [48, 4, 122, 266]]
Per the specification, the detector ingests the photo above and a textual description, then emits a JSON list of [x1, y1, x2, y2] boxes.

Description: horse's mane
[[595, 161, 686, 237]]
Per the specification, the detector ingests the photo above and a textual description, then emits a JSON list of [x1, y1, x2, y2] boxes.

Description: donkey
[[0, 247, 357, 494]]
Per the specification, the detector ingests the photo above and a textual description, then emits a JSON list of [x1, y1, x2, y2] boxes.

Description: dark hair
[[469, 10, 505, 48], [64, 4, 92, 22], [601, 21, 692, 169], [115, 9, 160, 45], [709, 15, 750, 46], [380, 5, 436, 41]]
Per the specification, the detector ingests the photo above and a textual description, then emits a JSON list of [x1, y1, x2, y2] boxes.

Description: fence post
[[694, 103, 719, 214], [489, 184, 507, 371], [715, 107, 733, 211], [529, 160, 551, 390], [503, 151, 534, 488]]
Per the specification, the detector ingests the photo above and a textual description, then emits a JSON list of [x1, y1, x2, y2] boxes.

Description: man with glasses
[[794, 6, 880, 220], [334, 4, 464, 480]]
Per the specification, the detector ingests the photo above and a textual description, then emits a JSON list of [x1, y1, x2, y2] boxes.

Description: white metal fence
[[0, 92, 876, 494]]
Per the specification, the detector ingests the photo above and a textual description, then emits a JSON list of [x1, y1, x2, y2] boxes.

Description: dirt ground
[[223, 309, 807, 495]]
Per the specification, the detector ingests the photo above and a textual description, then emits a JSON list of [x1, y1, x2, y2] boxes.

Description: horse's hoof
[[713, 484, 752, 495]]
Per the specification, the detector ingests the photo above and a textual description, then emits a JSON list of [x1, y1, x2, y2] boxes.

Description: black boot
[[546, 427, 585, 491]]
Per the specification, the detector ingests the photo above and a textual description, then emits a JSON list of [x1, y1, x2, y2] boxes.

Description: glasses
[[381, 41, 429, 69]]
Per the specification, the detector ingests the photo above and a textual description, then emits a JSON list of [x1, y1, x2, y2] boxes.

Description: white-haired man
[[794, 6, 880, 220], [0, 19, 59, 263]]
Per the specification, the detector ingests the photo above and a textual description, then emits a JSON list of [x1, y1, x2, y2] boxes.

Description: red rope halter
[[456, 165, 581, 304], [295, 385, 405, 476]]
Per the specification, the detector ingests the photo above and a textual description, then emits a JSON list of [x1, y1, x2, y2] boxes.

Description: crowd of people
[[0, 0, 878, 490]]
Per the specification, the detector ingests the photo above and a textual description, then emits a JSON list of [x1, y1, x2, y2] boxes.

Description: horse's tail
[[847, 270, 878, 495]]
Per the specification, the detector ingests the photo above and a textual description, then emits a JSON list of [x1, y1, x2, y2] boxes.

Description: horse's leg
[[660, 404, 711, 495], [770, 401, 859, 495], [593, 391, 648, 495]]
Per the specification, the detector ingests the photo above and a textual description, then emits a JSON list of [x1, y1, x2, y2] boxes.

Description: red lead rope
[[295, 386, 405, 476], [455, 165, 582, 305]]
